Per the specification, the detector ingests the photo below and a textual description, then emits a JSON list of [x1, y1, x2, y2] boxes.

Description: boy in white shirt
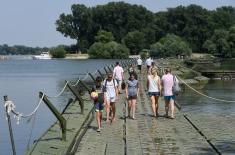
[[103, 72, 118, 123]]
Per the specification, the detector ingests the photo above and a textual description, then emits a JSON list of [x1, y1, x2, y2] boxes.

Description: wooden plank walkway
[[75, 69, 216, 155]]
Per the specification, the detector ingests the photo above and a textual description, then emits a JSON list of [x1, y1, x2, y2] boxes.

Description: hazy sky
[[0, 0, 234, 47]]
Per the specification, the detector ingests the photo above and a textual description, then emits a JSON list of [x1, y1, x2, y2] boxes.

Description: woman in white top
[[147, 68, 161, 117]]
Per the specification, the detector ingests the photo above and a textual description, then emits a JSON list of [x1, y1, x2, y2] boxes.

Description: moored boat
[[32, 52, 51, 60]]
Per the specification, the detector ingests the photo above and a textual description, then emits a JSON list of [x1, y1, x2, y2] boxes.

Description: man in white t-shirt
[[113, 62, 124, 93], [103, 72, 118, 123], [137, 57, 142, 73], [145, 57, 152, 72]]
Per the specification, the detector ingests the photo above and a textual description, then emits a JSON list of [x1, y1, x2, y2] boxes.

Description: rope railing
[[4, 93, 45, 124], [177, 75, 235, 103], [48, 82, 69, 98]]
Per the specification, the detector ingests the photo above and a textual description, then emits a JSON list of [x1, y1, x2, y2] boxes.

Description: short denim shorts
[[95, 102, 104, 112], [148, 92, 160, 97], [164, 95, 175, 101]]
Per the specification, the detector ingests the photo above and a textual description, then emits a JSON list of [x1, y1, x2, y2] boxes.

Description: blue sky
[[0, 0, 234, 47]]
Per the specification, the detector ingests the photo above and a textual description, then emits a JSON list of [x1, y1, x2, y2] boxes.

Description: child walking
[[90, 76, 104, 132], [125, 73, 139, 119]]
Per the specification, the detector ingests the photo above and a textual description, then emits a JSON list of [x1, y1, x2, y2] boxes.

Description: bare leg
[[111, 102, 116, 122], [150, 96, 156, 116], [132, 99, 137, 119], [155, 96, 159, 116], [170, 99, 175, 118], [96, 111, 101, 131], [100, 112, 102, 127], [106, 102, 110, 123], [165, 100, 170, 117], [128, 100, 132, 117]]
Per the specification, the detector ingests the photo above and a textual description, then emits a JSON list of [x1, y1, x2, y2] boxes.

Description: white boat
[[32, 52, 51, 60]]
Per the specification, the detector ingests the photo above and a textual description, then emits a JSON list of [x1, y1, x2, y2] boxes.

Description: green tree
[[228, 25, 235, 57], [95, 30, 114, 43], [150, 34, 191, 58], [202, 40, 217, 54], [50, 47, 66, 58], [204, 29, 233, 57], [56, 2, 154, 49], [88, 41, 129, 59], [122, 31, 145, 55], [212, 6, 235, 29], [88, 31, 129, 59], [88, 42, 111, 58], [56, 4, 92, 51], [55, 2, 235, 58]]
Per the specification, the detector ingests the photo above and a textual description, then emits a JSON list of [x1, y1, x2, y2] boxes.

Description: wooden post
[[88, 73, 96, 82], [107, 66, 112, 72], [3, 95, 16, 155], [97, 69, 104, 79], [66, 81, 84, 114], [110, 64, 114, 69], [61, 98, 74, 115], [39, 92, 67, 141], [79, 80, 91, 93], [103, 67, 108, 74]]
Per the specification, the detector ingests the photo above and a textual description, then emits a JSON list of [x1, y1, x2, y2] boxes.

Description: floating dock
[[22, 58, 234, 154]]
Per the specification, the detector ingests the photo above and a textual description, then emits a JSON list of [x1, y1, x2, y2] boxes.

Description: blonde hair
[[151, 68, 158, 77]]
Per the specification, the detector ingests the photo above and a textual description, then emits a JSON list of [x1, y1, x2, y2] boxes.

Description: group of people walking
[[90, 58, 178, 132]]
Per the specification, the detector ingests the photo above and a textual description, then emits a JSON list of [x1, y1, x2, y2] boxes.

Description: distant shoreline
[[65, 53, 89, 59]]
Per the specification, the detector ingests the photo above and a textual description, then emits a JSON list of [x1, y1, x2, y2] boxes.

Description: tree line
[[0, 44, 75, 58], [0, 44, 47, 55], [56, 2, 235, 58], [1, 2, 234, 58]]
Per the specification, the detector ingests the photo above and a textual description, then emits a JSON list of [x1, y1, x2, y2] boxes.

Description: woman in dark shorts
[[125, 73, 139, 119], [147, 68, 161, 117]]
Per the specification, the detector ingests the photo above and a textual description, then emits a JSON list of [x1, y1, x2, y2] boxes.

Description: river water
[[0, 58, 116, 155], [178, 80, 235, 114]]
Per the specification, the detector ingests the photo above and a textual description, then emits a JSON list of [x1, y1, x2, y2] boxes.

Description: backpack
[[102, 79, 116, 92], [172, 75, 181, 95]]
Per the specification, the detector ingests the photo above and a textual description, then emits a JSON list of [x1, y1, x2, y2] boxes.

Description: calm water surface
[[0, 59, 116, 155], [178, 80, 235, 114]]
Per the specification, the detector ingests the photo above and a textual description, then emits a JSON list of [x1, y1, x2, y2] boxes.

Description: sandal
[[168, 116, 175, 119]]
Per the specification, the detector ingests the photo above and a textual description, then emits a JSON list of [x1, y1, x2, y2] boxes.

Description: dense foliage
[[150, 34, 192, 58], [56, 2, 235, 58], [203, 26, 235, 58], [50, 46, 66, 58], [88, 30, 129, 59]]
